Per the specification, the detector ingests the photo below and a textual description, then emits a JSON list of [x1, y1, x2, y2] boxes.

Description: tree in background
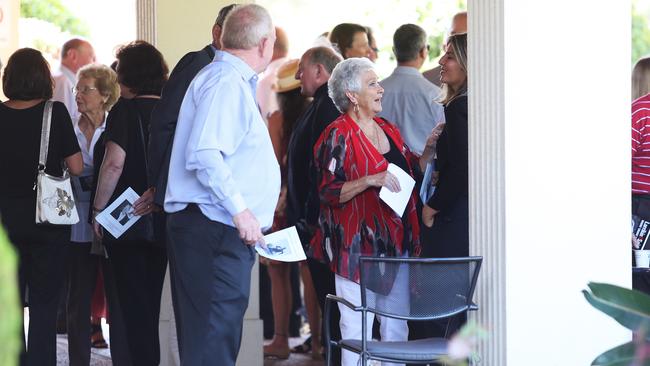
[[0, 226, 21, 366], [633, 0, 650, 66], [19, 0, 90, 64], [20, 0, 89, 37]]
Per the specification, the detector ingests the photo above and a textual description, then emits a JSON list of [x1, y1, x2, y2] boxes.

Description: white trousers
[[335, 262, 409, 366]]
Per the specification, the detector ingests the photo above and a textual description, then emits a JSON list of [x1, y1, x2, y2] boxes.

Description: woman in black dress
[[92, 41, 169, 366], [0, 48, 83, 366]]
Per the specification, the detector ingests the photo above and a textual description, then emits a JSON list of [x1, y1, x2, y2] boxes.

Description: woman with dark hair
[[0, 48, 83, 366], [263, 59, 315, 360], [92, 40, 169, 366], [329, 23, 371, 60]]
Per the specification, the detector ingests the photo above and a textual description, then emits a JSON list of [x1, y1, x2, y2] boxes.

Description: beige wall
[[155, 0, 234, 69], [0, 0, 19, 99]]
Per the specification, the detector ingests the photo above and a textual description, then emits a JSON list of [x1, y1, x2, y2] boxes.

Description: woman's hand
[[366, 171, 401, 193], [93, 218, 104, 238], [423, 123, 445, 155], [132, 187, 158, 216], [422, 204, 438, 228]]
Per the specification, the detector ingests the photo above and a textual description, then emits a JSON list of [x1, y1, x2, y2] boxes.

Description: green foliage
[[633, 1, 650, 66], [20, 0, 90, 37], [583, 282, 650, 335], [583, 282, 650, 365], [428, 33, 444, 60], [0, 227, 21, 366], [591, 342, 640, 366]]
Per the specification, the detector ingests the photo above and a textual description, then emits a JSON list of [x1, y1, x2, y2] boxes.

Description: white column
[[469, 0, 632, 365], [136, 0, 157, 45]]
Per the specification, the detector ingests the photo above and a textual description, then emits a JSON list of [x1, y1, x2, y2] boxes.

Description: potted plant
[[0, 226, 22, 366], [583, 282, 650, 365]]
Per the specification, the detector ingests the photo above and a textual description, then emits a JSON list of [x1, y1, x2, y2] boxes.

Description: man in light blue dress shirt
[[164, 4, 280, 365], [378, 24, 445, 155]]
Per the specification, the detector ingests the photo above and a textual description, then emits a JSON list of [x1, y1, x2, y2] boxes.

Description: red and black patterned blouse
[[310, 113, 421, 283]]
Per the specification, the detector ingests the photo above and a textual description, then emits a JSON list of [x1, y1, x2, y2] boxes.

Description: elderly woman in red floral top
[[312, 57, 435, 366]]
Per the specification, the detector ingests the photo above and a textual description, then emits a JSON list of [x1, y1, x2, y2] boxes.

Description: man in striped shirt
[[633, 93, 650, 194], [632, 94, 650, 291]]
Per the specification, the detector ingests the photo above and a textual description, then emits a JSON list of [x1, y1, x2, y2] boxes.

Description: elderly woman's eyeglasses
[[73, 86, 98, 95]]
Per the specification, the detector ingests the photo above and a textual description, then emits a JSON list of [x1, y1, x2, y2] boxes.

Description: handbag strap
[[38, 100, 54, 171], [132, 99, 149, 174]]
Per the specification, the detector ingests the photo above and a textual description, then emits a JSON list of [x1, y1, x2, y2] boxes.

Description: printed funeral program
[[379, 163, 416, 216], [95, 187, 142, 239], [255, 226, 306, 262]]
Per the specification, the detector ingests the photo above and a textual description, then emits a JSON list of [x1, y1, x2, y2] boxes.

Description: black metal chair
[[324, 256, 482, 366]]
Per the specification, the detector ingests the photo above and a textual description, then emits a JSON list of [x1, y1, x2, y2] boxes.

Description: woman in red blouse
[[312, 57, 435, 366]]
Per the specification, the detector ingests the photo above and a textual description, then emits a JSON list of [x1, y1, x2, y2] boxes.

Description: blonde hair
[[440, 33, 467, 105], [633, 56, 650, 100], [77, 64, 121, 111]]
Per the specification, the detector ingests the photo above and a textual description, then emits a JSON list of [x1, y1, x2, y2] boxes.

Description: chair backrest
[[358, 256, 482, 320]]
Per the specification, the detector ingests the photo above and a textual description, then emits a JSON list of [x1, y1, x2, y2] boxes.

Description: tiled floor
[[44, 305, 324, 366], [264, 338, 325, 366], [54, 333, 324, 366]]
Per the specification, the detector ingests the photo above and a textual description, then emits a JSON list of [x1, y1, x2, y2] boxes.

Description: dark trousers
[[1, 197, 70, 366], [410, 195, 469, 344], [67, 242, 103, 366], [164, 212, 184, 358], [307, 257, 341, 366], [66, 242, 132, 366], [167, 205, 255, 366], [104, 240, 167, 366]]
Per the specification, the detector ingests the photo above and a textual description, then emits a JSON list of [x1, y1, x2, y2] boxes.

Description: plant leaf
[[592, 342, 635, 365], [583, 282, 650, 333]]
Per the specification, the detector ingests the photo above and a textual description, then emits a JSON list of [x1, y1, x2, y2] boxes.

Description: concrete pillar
[[469, 0, 632, 364]]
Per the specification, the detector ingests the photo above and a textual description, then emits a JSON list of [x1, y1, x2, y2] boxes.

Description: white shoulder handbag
[[34, 101, 80, 225]]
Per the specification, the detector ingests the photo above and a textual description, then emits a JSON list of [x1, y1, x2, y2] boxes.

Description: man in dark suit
[[287, 46, 343, 364], [148, 3, 236, 208], [147, 4, 235, 358]]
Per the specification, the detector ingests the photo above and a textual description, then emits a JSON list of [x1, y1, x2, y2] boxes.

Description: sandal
[[290, 336, 312, 353], [263, 344, 290, 359], [91, 328, 108, 349]]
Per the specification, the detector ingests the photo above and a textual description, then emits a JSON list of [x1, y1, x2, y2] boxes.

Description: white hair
[[327, 57, 375, 113], [221, 4, 273, 50]]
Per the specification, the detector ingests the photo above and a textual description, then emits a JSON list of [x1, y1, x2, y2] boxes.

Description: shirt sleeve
[[633, 104, 646, 157], [427, 98, 468, 211], [104, 99, 130, 153], [313, 126, 348, 207], [52, 77, 75, 118], [184, 77, 251, 216]]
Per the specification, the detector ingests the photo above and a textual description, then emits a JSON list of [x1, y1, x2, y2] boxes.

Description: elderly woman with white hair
[[311, 57, 435, 366]]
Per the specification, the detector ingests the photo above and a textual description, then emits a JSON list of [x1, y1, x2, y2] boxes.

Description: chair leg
[[325, 297, 332, 366]]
